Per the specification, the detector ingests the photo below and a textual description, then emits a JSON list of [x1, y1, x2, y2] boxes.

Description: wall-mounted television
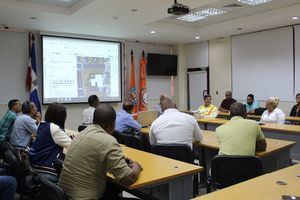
[[147, 53, 177, 76]]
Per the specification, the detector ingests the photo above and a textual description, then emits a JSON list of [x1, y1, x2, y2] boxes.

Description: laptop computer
[[137, 110, 158, 127]]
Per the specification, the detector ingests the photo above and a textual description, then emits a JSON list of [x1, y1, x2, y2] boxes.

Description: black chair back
[[40, 175, 68, 200], [211, 155, 263, 189], [78, 125, 87, 132], [151, 144, 194, 163], [254, 108, 267, 116], [112, 131, 124, 144], [117, 132, 151, 152], [151, 144, 198, 197]]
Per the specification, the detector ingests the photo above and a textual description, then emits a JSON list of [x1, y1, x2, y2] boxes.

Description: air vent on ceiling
[[223, 3, 243, 8]]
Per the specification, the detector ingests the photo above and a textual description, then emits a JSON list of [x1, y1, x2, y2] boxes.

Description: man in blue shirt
[[0, 99, 21, 141], [115, 102, 142, 133], [245, 94, 260, 114], [10, 101, 41, 148]]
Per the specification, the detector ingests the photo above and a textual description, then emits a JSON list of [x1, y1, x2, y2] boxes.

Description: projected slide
[[42, 36, 121, 104]]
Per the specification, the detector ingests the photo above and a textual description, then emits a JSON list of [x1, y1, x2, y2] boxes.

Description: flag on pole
[[138, 51, 148, 111], [128, 50, 138, 113], [26, 33, 42, 113]]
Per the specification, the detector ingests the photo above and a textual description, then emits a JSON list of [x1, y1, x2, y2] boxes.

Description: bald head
[[230, 102, 246, 118], [161, 98, 175, 113], [93, 104, 116, 134]]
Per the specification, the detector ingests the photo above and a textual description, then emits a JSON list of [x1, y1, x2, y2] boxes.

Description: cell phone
[[258, 122, 265, 125], [282, 195, 300, 200]]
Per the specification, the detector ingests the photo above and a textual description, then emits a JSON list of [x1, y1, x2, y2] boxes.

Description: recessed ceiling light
[[237, 0, 272, 6], [131, 8, 138, 12], [150, 30, 156, 34], [195, 36, 200, 39], [30, 17, 38, 20], [292, 16, 299, 20], [95, 24, 100, 27], [178, 8, 227, 22]]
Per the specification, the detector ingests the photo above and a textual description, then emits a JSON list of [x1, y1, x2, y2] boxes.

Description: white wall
[[208, 37, 232, 107], [208, 37, 296, 115], [0, 31, 173, 130], [123, 42, 172, 109]]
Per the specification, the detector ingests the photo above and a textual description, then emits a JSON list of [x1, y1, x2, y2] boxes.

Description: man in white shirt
[[260, 97, 285, 124], [82, 95, 100, 125], [149, 98, 203, 149]]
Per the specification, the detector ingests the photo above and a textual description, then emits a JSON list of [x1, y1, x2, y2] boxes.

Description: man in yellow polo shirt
[[197, 95, 218, 118], [216, 102, 267, 155]]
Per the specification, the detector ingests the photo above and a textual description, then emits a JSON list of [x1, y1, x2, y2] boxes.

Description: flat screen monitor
[[147, 53, 177, 76]]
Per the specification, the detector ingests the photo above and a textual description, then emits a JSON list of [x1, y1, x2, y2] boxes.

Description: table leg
[[169, 176, 193, 200]]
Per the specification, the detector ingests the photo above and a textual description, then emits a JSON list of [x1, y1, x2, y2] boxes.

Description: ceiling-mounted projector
[[168, 0, 190, 15]]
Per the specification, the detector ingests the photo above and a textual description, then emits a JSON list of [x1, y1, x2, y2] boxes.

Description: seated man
[[216, 102, 267, 155], [154, 94, 167, 116], [115, 102, 142, 133], [219, 91, 237, 113], [197, 95, 218, 118], [59, 105, 142, 200], [245, 94, 259, 114], [0, 99, 22, 142], [9, 101, 41, 148], [81, 95, 100, 125], [149, 98, 203, 149]]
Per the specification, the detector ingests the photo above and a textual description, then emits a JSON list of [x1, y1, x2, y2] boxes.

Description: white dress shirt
[[82, 107, 95, 125], [260, 107, 286, 124], [149, 108, 203, 149]]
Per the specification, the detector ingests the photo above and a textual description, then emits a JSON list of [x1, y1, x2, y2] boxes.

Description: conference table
[[197, 117, 300, 160], [65, 129, 202, 200], [218, 111, 300, 122], [140, 128, 295, 173], [109, 145, 202, 200], [193, 164, 300, 200]]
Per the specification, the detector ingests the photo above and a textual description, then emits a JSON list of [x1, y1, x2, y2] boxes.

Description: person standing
[[82, 95, 100, 125]]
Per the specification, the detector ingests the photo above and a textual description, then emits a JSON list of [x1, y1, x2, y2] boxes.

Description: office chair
[[39, 174, 68, 200], [207, 155, 263, 193], [151, 144, 198, 197], [4, 145, 42, 199], [117, 131, 151, 152], [254, 108, 267, 116], [78, 125, 87, 132]]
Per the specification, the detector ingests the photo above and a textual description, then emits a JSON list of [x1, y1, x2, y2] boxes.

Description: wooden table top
[[197, 118, 300, 134], [140, 128, 295, 158], [196, 131, 296, 157], [218, 112, 300, 122], [193, 164, 300, 200], [108, 145, 203, 190]]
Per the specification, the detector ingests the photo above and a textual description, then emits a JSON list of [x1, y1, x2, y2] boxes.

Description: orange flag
[[139, 51, 148, 111], [129, 50, 138, 113]]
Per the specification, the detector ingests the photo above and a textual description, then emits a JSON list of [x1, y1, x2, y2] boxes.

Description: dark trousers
[[101, 182, 138, 200], [0, 176, 17, 200]]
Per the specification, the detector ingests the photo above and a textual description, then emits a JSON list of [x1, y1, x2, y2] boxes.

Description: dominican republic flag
[[129, 50, 138, 113], [26, 33, 42, 113]]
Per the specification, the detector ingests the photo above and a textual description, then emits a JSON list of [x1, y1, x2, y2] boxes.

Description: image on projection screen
[[42, 36, 121, 104]]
